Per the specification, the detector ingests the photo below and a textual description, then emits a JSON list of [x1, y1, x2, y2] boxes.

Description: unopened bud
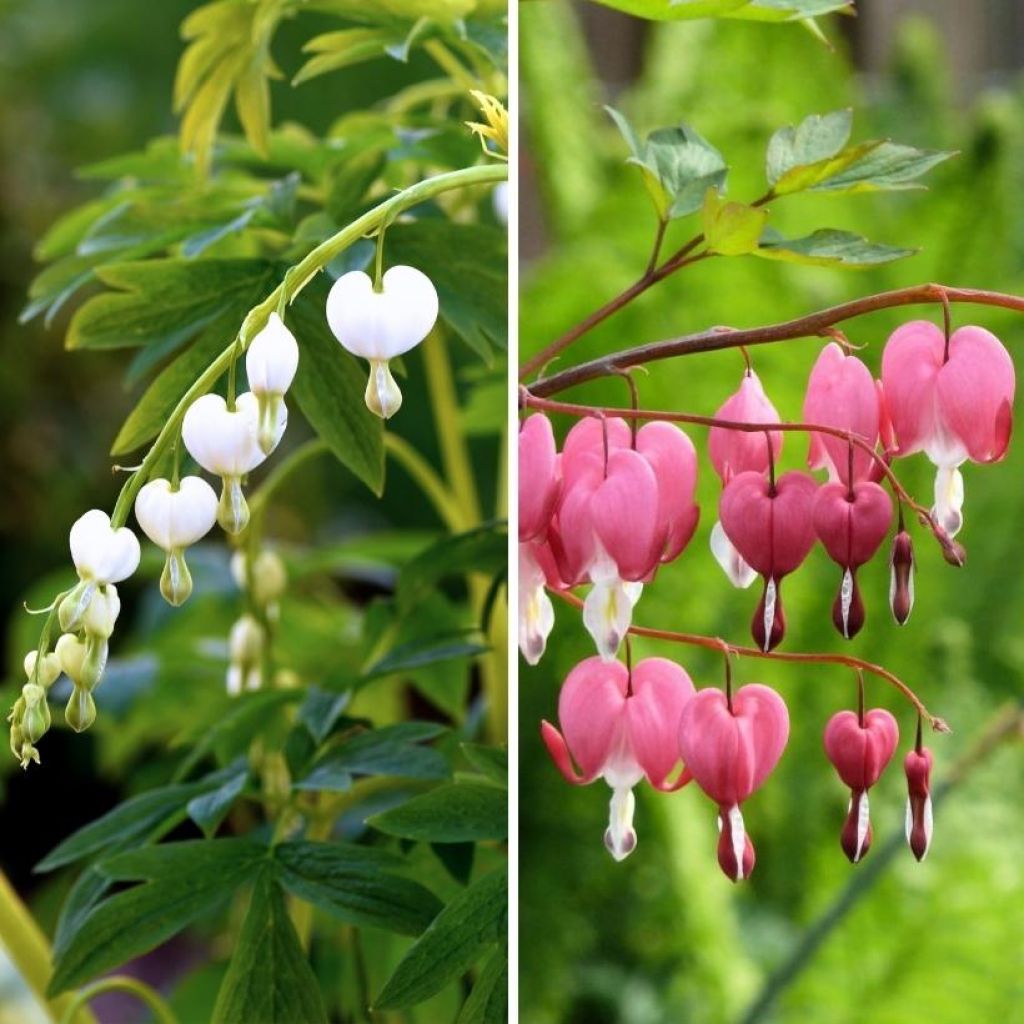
[[232, 550, 287, 607], [65, 685, 97, 733], [218, 476, 250, 536], [904, 746, 934, 862], [56, 633, 87, 685], [227, 615, 264, 697], [365, 359, 402, 420], [888, 531, 915, 625], [160, 549, 194, 606], [24, 650, 61, 689], [20, 684, 51, 744]]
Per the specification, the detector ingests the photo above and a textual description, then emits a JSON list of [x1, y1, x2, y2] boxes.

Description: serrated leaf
[[702, 190, 768, 255], [766, 109, 852, 187], [755, 228, 917, 267], [807, 140, 955, 194], [296, 722, 451, 790], [288, 281, 385, 495], [456, 944, 508, 1024], [368, 782, 506, 843], [67, 258, 273, 351], [275, 841, 443, 936], [212, 868, 327, 1024], [49, 839, 265, 995], [374, 867, 506, 1010], [385, 221, 507, 361]]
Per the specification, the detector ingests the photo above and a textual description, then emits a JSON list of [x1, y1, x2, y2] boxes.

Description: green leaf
[[368, 781, 506, 843], [296, 722, 451, 790], [396, 522, 508, 613], [296, 686, 352, 745], [460, 744, 507, 788], [363, 633, 489, 682], [187, 763, 249, 838], [456, 945, 508, 1024], [374, 867, 507, 1010], [66, 258, 273, 350], [607, 107, 727, 219], [726, 0, 853, 21], [754, 228, 917, 267], [289, 282, 385, 495], [806, 141, 955, 194], [385, 221, 507, 361], [275, 841, 443, 936], [590, 0, 752, 20], [293, 29, 403, 86], [326, 149, 386, 223], [766, 109, 852, 187], [212, 869, 327, 1024], [702, 190, 768, 255], [49, 839, 265, 995]]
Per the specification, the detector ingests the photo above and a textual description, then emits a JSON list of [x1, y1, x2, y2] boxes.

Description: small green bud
[[365, 359, 402, 420], [20, 684, 51, 744], [56, 633, 87, 685], [218, 476, 250, 535], [59, 579, 96, 632], [160, 549, 194, 606], [65, 686, 97, 733]]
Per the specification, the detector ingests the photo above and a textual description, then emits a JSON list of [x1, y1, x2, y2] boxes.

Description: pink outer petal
[[562, 417, 631, 486], [557, 657, 629, 780], [519, 415, 561, 542], [551, 473, 599, 586], [591, 449, 661, 581], [677, 684, 789, 806], [803, 343, 880, 483], [877, 380, 897, 456], [636, 422, 700, 563], [812, 480, 893, 569], [880, 321, 945, 457], [823, 708, 899, 791], [708, 372, 783, 483], [939, 326, 1015, 463], [624, 657, 696, 788], [719, 471, 818, 579]]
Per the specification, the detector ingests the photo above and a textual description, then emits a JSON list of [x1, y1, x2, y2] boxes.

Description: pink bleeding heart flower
[[881, 321, 1015, 537], [812, 481, 894, 639], [888, 528, 915, 625], [635, 421, 700, 565], [542, 656, 695, 861], [708, 371, 783, 589], [719, 470, 818, 651], [677, 683, 790, 882], [803, 343, 880, 485], [823, 708, 899, 863], [904, 745, 934, 862], [519, 414, 561, 543]]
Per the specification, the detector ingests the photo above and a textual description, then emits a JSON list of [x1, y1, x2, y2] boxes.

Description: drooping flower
[[246, 312, 299, 454], [904, 745, 934, 861], [326, 265, 439, 420], [803, 343, 880, 484], [881, 321, 1014, 537], [59, 510, 140, 632], [542, 656, 694, 860], [812, 480, 893, 639], [708, 370, 783, 589], [231, 549, 288, 617], [182, 391, 286, 535], [888, 528, 915, 625], [227, 615, 265, 696], [823, 708, 899, 862], [135, 476, 218, 606], [718, 470, 818, 651], [677, 683, 790, 882]]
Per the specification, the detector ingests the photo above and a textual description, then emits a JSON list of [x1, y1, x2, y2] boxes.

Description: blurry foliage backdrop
[[521, 3, 1024, 1023]]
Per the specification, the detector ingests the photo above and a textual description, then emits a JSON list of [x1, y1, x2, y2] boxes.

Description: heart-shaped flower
[[719, 470, 818, 651], [519, 414, 560, 543], [246, 313, 299, 453], [812, 481, 893, 639], [542, 656, 695, 860], [70, 509, 140, 586], [824, 708, 899, 862], [678, 683, 790, 881]]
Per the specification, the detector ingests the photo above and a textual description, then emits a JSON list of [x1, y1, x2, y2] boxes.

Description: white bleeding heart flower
[[246, 313, 299, 454], [135, 476, 218, 606], [325, 265, 439, 420], [182, 391, 286, 534], [227, 615, 264, 696]]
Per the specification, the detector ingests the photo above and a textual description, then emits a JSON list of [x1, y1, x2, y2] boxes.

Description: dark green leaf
[[187, 763, 249, 838], [432, 842, 476, 886], [297, 686, 352, 745], [368, 782, 506, 842], [755, 228, 917, 267], [53, 866, 115, 960], [289, 281, 385, 495], [49, 839, 265, 995], [374, 867, 507, 1010], [457, 945, 508, 1024], [275, 841, 442, 936], [460, 744, 507, 787], [327, 150, 386, 223], [212, 869, 327, 1024], [364, 633, 488, 682]]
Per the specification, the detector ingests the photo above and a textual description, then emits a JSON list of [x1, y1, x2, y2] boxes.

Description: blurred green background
[[520, 3, 1024, 1023]]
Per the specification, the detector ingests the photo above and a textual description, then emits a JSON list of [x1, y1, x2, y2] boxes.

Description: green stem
[[423, 39, 478, 92], [384, 433, 465, 532], [59, 976, 177, 1024], [0, 870, 96, 1024], [107, 161, 505, 530]]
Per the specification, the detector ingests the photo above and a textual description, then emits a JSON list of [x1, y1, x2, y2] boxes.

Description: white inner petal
[[931, 464, 965, 538], [762, 577, 777, 652], [727, 804, 747, 881], [710, 520, 757, 589], [583, 577, 639, 662], [853, 790, 870, 862], [840, 567, 855, 639], [604, 786, 638, 862]]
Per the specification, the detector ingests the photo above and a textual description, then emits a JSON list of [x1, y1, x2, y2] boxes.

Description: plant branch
[[527, 283, 1024, 395], [551, 590, 948, 731], [59, 976, 178, 1024]]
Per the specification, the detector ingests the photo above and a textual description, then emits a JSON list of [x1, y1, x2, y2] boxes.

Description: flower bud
[[227, 615, 264, 696], [65, 685, 96, 733], [160, 550, 193, 606], [904, 746, 934, 861], [231, 550, 287, 607], [69, 509, 140, 586], [888, 530, 915, 625], [20, 683, 51, 745], [246, 314, 299, 454], [83, 585, 120, 640], [56, 633, 88, 684], [218, 477, 250, 536], [24, 650, 61, 689]]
